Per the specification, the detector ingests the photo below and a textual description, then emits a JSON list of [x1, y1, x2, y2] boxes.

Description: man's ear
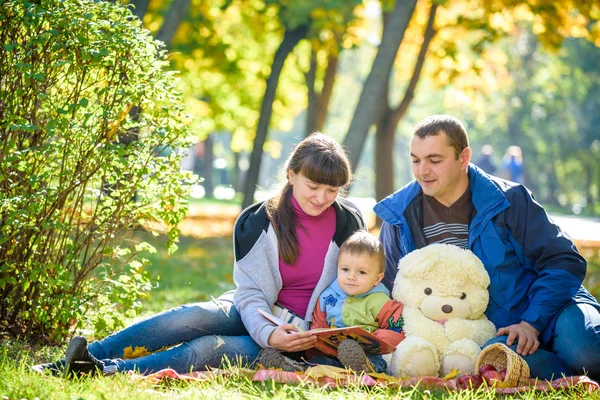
[[460, 147, 472, 169]]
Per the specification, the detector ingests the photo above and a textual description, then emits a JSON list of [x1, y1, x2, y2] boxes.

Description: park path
[[550, 214, 600, 249], [182, 200, 600, 250]]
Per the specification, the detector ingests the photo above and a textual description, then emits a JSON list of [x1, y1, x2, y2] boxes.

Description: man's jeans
[[483, 303, 600, 381], [87, 291, 262, 374]]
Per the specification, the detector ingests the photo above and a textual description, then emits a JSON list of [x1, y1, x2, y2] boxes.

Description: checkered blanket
[[137, 367, 599, 393]]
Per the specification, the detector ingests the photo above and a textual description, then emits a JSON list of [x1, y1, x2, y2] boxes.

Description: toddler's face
[[337, 252, 384, 296]]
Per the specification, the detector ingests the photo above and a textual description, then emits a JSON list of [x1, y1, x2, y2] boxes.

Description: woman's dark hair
[[266, 132, 351, 265]]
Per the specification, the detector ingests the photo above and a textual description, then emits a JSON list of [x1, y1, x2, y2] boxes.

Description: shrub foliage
[[0, 0, 194, 341]]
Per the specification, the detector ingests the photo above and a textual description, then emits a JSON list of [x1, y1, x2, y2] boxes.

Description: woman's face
[[288, 170, 341, 216]]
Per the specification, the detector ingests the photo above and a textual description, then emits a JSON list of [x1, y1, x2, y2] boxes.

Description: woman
[[34, 133, 365, 376]]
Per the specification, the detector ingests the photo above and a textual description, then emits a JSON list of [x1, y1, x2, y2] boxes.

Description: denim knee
[[553, 303, 600, 380], [186, 335, 261, 370]]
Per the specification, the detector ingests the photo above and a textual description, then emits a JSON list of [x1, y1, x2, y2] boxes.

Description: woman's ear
[[288, 170, 296, 185]]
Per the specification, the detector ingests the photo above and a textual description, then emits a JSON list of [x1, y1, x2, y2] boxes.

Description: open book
[[258, 309, 397, 357]]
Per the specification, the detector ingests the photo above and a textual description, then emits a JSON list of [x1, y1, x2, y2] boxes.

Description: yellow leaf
[[123, 345, 152, 359], [304, 365, 348, 379], [367, 371, 400, 382], [443, 368, 460, 380]]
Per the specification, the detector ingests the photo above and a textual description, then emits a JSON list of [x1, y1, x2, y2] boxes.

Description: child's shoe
[[63, 336, 110, 378], [257, 348, 306, 372], [337, 339, 370, 373]]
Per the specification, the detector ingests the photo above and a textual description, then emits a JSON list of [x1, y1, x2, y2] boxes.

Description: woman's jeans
[[87, 290, 262, 374], [483, 303, 600, 381]]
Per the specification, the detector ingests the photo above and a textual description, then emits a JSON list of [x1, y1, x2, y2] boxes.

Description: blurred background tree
[[76, 0, 600, 212]]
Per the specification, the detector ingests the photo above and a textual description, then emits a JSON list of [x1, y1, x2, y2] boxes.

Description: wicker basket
[[476, 343, 531, 387]]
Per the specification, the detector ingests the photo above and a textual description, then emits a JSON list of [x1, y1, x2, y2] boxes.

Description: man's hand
[[267, 324, 317, 352], [496, 321, 540, 356]]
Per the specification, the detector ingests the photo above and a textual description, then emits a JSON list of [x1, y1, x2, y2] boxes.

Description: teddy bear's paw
[[441, 353, 475, 377], [392, 347, 438, 377]]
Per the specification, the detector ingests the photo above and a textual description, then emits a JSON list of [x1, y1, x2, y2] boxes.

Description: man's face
[[410, 132, 471, 207]]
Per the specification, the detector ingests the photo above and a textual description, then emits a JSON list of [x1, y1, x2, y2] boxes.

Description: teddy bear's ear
[[397, 244, 490, 287], [459, 249, 491, 288], [397, 244, 448, 279]]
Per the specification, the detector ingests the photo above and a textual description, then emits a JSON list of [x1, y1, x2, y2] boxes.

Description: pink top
[[276, 194, 336, 318]]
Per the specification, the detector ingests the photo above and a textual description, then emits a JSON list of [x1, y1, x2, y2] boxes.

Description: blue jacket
[[374, 164, 599, 345]]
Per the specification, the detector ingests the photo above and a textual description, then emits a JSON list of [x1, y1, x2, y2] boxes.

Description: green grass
[[138, 232, 236, 313], [2, 233, 600, 399], [1, 340, 598, 400], [2, 338, 599, 400]]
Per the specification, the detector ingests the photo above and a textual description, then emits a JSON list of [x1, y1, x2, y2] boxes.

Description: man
[[374, 115, 600, 380]]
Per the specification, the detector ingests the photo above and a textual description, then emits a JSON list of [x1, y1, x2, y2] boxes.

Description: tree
[[305, 44, 339, 136], [241, 0, 362, 209], [0, 0, 194, 341], [342, 0, 419, 171], [375, 2, 438, 202], [242, 23, 309, 209]]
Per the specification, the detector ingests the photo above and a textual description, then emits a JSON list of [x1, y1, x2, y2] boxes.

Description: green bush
[[0, 0, 195, 342]]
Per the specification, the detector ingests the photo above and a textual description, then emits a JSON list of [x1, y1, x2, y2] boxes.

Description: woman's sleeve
[[232, 205, 278, 348], [233, 261, 277, 349]]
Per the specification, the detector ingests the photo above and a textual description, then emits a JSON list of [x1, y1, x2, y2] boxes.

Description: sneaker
[[257, 348, 306, 372], [32, 359, 65, 376], [63, 336, 105, 378], [337, 339, 369, 373]]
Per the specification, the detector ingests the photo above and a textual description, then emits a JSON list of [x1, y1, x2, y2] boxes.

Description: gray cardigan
[[232, 197, 365, 348]]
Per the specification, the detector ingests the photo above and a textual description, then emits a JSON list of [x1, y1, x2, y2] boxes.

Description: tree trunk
[[305, 48, 339, 136], [203, 134, 214, 199], [546, 161, 560, 206], [128, 0, 150, 20], [232, 151, 241, 193], [156, 0, 191, 48], [342, 0, 418, 172], [374, 2, 438, 208], [306, 49, 318, 136], [584, 161, 594, 212], [242, 25, 309, 209], [375, 113, 396, 203], [315, 52, 338, 132]]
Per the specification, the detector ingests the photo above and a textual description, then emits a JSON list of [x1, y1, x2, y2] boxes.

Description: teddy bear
[[389, 243, 497, 378]]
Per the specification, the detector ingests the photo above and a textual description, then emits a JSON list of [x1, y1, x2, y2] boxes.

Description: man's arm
[[501, 185, 586, 350], [379, 221, 402, 291]]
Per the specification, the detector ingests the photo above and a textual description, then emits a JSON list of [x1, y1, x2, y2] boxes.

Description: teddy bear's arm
[[444, 316, 497, 346], [403, 307, 451, 349]]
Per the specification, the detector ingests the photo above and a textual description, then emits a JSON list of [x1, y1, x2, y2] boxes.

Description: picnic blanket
[[137, 366, 600, 394]]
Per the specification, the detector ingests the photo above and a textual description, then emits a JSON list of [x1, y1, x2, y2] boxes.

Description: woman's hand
[[267, 324, 317, 352]]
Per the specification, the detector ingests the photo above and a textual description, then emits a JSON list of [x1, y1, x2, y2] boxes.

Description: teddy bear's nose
[[442, 305, 453, 314]]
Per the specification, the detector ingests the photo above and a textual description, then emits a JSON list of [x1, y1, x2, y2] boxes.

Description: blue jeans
[[484, 303, 600, 381], [87, 290, 262, 374], [308, 354, 387, 373]]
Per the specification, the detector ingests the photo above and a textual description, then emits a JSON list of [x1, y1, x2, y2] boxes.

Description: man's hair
[[414, 115, 469, 159], [339, 231, 386, 273]]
